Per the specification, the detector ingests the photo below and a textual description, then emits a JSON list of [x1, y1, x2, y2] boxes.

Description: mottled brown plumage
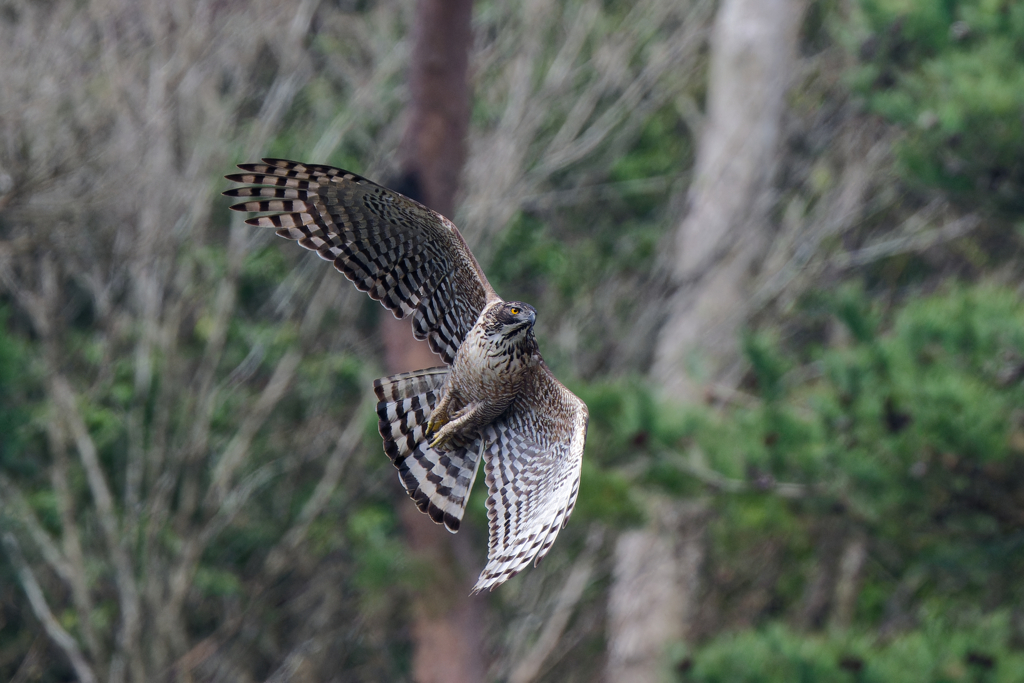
[[225, 159, 588, 592]]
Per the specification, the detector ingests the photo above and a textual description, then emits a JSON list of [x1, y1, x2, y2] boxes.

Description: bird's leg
[[426, 392, 453, 437], [429, 402, 484, 451]]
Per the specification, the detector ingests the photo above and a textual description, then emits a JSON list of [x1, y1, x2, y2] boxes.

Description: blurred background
[[2, 0, 1024, 681]]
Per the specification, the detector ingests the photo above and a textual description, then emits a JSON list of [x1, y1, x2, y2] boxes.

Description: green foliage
[[194, 566, 243, 598], [488, 213, 573, 300], [0, 308, 36, 477], [681, 612, 1024, 683], [574, 460, 644, 526], [347, 505, 415, 594], [851, 0, 1024, 210], [661, 283, 1024, 631], [238, 246, 292, 315]]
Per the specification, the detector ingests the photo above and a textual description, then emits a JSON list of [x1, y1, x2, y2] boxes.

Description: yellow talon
[[429, 431, 450, 450], [426, 413, 448, 436]]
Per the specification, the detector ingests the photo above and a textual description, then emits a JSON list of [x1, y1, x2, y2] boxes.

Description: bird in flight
[[224, 159, 588, 592]]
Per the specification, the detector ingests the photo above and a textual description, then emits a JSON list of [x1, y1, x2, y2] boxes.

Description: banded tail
[[373, 368, 483, 532]]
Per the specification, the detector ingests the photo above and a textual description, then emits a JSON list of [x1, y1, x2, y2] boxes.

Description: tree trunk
[[651, 0, 808, 401], [382, 2, 486, 682], [614, 2, 808, 673], [830, 533, 867, 630], [605, 500, 708, 683], [797, 516, 845, 630]]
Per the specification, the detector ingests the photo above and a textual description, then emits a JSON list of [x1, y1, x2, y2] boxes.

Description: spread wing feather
[[473, 366, 589, 593], [224, 159, 498, 364], [373, 368, 484, 532]]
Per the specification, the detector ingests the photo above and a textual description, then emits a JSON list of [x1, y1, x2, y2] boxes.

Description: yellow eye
[[510, 307, 520, 315]]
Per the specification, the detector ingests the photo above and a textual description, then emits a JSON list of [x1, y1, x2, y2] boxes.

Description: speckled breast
[[446, 313, 539, 427]]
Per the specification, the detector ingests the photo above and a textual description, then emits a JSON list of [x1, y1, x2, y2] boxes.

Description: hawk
[[224, 159, 589, 592]]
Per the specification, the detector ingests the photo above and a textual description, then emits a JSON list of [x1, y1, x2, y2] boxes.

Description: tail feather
[[373, 368, 482, 532]]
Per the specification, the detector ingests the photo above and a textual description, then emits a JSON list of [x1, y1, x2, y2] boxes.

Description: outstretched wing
[[224, 159, 498, 364], [473, 365, 589, 593]]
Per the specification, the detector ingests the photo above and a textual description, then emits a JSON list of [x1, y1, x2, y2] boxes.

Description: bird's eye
[[510, 307, 520, 315]]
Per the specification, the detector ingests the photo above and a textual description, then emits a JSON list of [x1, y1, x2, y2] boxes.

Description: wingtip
[[443, 511, 461, 534], [471, 567, 520, 594]]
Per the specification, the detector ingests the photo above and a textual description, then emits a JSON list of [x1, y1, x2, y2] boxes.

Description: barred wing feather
[[224, 159, 497, 364], [373, 368, 483, 532], [473, 366, 589, 593]]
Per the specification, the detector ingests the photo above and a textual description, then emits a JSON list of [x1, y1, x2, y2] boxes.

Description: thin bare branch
[[2, 533, 98, 683], [0, 475, 73, 584], [832, 213, 982, 271], [168, 461, 281, 616], [49, 378, 122, 557], [665, 450, 808, 498], [207, 349, 301, 509], [265, 405, 367, 574], [262, 639, 318, 683], [48, 375, 143, 677], [508, 527, 604, 683], [460, 0, 711, 256], [9, 636, 45, 683], [45, 413, 104, 666]]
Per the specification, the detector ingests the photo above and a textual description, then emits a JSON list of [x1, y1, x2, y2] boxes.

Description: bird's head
[[485, 301, 537, 343], [498, 301, 536, 329]]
